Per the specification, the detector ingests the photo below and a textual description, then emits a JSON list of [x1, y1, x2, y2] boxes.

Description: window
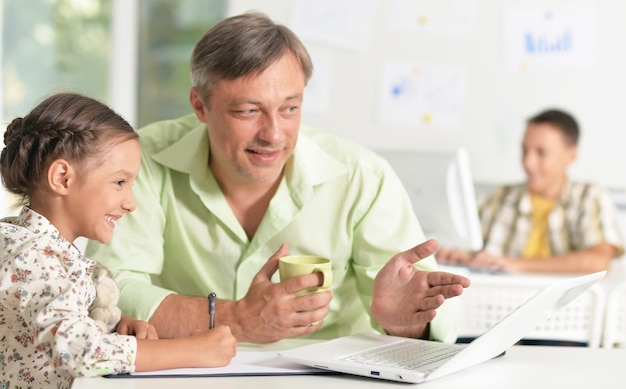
[[0, 0, 226, 216], [2, 0, 112, 123], [137, 0, 226, 127], [1, 0, 226, 128]]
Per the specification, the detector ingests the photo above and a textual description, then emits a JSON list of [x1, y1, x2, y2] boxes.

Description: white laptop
[[279, 271, 606, 383]]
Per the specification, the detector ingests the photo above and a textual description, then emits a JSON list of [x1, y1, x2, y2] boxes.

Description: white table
[[72, 342, 626, 388]]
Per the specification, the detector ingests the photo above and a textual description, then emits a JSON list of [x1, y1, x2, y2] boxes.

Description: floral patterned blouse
[[0, 208, 137, 389]]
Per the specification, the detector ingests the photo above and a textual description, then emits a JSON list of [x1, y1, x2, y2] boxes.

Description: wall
[[228, 0, 626, 189]]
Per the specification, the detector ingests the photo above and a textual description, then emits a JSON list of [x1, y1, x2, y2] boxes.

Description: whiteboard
[[228, 0, 626, 188]]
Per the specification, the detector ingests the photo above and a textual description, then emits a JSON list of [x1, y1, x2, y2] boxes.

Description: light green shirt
[[85, 114, 456, 342]]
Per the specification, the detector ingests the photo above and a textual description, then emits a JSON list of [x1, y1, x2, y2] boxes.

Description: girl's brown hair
[[0, 92, 138, 205]]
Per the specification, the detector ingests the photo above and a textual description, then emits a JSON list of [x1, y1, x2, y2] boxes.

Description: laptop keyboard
[[341, 341, 461, 370]]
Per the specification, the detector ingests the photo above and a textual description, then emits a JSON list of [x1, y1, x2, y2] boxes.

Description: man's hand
[[371, 239, 470, 338], [149, 244, 333, 342], [228, 243, 334, 343]]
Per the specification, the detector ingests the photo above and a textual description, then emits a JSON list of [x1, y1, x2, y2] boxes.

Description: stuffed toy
[[88, 262, 122, 333]]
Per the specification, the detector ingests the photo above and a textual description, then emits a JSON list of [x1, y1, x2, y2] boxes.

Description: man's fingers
[[255, 243, 289, 281], [402, 239, 440, 265], [427, 271, 471, 288], [282, 273, 327, 295], [425, 284, 466, 299]]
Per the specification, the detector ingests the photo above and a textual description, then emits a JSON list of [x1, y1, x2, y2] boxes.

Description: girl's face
[[61, 138, 141, 243]]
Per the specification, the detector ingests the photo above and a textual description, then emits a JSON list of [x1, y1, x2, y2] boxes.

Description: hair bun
[[4, 117, 25, 146]]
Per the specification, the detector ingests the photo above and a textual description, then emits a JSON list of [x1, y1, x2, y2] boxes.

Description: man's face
[[522, 123, 577, 198], [191, 53, 305, 187]]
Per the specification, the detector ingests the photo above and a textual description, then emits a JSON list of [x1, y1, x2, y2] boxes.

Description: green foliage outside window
[[137, 0, 226, 127], [2, 0, 111, 120], [2, 0, 226, 128]]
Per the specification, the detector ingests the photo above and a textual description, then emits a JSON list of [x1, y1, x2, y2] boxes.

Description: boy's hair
[[527, 109, 580, 146], [190, 12, 313, 106], [0, 92, 138, 204]]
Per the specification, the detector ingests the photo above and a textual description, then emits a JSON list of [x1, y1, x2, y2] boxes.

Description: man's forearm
[[149, 294, 211, 338], [149, 294, 246, 340]]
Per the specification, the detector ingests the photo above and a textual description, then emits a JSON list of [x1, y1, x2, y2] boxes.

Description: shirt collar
[[150, 123, 348, 206], [152, 121, 207, 174], [520, 178, 573, 213], [11, 207, 78, 254], [557, 178, 574, 206], [285, 130, 348, 206], [15, 207, 63, 238]]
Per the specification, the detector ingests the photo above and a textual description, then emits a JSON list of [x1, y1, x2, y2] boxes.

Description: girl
[[0, 93, 236, 389]]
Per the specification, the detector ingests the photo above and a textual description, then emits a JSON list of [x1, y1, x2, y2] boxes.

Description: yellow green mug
[[278, 255, 333, 296]]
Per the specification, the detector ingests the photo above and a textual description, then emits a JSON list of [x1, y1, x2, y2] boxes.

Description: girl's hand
[[117, 315, 159, 339]]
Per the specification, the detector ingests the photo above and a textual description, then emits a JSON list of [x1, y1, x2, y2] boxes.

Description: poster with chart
[[228, 0, 626, 188], [289, 0, 377, 52], [376, 60, 464, 129], [389, 0, 475, 38], [504, 2, 595, 73]]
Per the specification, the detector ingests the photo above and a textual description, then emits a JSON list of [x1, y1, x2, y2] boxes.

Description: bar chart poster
[[504, 2, 595, 73]]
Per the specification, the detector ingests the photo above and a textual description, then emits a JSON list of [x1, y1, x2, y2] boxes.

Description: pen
[[208, 292, 216, 330]]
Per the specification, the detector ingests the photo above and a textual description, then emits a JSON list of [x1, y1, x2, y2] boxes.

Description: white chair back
[[602, 281, 626, 348], [454, 273, 605, 348]]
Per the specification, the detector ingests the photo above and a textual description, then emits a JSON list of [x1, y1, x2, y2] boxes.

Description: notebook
[[279, 271, 606, 383]]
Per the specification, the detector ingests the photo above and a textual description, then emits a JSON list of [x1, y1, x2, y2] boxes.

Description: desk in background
[[442, 260, 626, 348], [72, 342, 626, 389], [601, 259, 626, 347], [451, 269, 606, 347]]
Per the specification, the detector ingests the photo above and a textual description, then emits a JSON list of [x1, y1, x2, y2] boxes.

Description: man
[[86, 12, 469, 344], [437, 109, 624, 273]]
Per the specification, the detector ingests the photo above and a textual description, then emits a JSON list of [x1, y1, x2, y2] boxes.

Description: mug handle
[[314, 268, 333, 289]]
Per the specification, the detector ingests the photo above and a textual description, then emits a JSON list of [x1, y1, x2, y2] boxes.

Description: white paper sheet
[[108, 351, 329, 378]]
